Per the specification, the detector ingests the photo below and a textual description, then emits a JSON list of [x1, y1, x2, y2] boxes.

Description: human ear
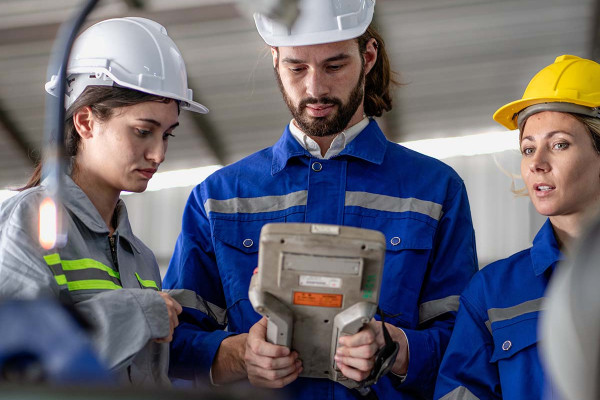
[[72, 106, 95, 139], [363, 38, 378, 75], [271, 47, 278, 69]]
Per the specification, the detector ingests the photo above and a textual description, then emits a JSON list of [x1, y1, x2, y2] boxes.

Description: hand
[[334, 319, 409, 382], [154, 291, 183, 343], [245, 317, 302, 388]]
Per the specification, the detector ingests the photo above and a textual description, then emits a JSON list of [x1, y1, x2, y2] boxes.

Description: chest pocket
[[490, 315, 539, 363], [212, 216, 285, 305], [357, 215, 435, 326]]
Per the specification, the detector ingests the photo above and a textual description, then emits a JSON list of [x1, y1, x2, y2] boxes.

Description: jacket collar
[[271, 118, 387, 175], [530, 218, 563, 276], [43, 175, 141, 253]]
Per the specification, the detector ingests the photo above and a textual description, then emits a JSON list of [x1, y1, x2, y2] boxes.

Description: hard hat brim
[[493, 97, 600, 130]]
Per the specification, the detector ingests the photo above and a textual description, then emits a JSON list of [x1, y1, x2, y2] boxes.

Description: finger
[[335, 360, 370, 382], [248, 362, 302, 388], [336, 342, 379, 359], [245, 349, 298, 370], [247, 358, 302, 381], [338, 327, 377, 348], [334, 353, 375, 372]]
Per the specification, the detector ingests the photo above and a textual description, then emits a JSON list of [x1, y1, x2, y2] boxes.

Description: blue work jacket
[[164, 119, 477, 399], [434, 219, 561, 400]]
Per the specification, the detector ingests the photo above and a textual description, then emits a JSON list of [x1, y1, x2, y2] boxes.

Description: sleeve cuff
[[396, 327, 434, 390]]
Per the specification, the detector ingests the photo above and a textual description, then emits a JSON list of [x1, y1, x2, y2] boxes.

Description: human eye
[[326, 64, 343, 72], [289, 66, 305, 73], [136, 128, 152, 137], [553, 142, 569, 150], [521, 146, 534, 156], [163, 132, 175, 140]]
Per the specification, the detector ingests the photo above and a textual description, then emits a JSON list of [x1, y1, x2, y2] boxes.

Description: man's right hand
[[245, 316, 302, 388]]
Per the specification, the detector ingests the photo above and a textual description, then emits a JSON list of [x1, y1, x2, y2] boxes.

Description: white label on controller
[[299, 275, 342, 288]]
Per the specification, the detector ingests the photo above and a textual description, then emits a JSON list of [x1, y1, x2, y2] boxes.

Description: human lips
[[305, 103, 335, 118], [137, 168, 157, 179], [533, 183, 556, 197]]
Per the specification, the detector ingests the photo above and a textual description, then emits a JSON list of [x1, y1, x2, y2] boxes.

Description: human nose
[[305, 69, 328, 99], [528, 148, 550, 173], [146, 137, 166, 165]]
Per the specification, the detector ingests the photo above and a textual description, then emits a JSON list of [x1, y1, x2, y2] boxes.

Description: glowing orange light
[[39, 197, 57, 250]]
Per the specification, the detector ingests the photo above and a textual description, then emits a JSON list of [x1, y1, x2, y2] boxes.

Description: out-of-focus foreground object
[[541, 211, 600, 400]]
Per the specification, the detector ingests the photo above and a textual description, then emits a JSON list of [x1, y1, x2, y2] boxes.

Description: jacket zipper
[[109, 236, 119, 269]]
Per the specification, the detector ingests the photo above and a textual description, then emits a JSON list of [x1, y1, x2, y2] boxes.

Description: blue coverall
[[164, 119, 477, 399], [434, 219, 561, 399]]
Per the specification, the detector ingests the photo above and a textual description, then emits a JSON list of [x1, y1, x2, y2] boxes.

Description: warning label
[[293, 291, 343, 308]]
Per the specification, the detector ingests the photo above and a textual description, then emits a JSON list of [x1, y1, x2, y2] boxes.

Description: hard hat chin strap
[[517, 102, 600, 131]]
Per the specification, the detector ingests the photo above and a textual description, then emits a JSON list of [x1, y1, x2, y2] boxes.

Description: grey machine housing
[[248, 223, 386, 389]]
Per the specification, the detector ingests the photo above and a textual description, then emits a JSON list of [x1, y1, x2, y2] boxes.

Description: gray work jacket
[[0, 175, 170, 386]]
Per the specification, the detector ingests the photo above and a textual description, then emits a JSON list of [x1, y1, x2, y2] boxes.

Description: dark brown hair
[[20, 86, 178, 190], [357, 25, 401, 117]]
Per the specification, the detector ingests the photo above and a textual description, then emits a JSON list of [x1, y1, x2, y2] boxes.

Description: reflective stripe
[[136, 272, 159, 290], [419, 295, 460, 324], [43, 253, 122, 291], [485, 319, 492, 334], [440, 386, 480, 400], [204, 191, 308, 215], [165, 289, 228, 326], [345, 191, 443, 220], [487, 298, 545, 326], [67, 280, 122, 291]]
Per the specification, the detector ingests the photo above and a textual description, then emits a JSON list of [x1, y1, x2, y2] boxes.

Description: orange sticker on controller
[[293, 291, 343, 308]]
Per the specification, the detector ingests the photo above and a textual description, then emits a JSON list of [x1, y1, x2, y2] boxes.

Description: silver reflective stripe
[[485, 319, 492, 334], [165, 289, 228, 326], [440, 386, 480, 400], [419, 295, 460, 324], [487, 298, 545, 325], [204, 190, 308, 214], [345, 191, 443, 220]]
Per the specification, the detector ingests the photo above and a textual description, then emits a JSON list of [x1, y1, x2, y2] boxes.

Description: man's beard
[[275, 65, 365, 137]]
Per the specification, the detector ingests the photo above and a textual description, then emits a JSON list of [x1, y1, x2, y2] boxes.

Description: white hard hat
[[45, 17, 208, 114], [254, 0, 375, 47]]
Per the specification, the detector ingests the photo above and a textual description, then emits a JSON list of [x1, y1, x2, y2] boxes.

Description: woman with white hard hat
[[0, 17, 207, 385], [434, 55, 600, 400]]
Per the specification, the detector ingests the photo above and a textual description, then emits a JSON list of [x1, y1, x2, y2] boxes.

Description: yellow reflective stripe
[[135, 273, 158, 290], [61, 258, 120, 279], [67, 280, 122, 291], [44, 253, 61, 265], [54, 274, 67, 285]]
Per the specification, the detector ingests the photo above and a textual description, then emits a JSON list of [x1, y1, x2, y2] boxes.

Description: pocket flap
[[489, 316, 539, 362], [212, 217, 284, 254], [360, 216, 434, 252]]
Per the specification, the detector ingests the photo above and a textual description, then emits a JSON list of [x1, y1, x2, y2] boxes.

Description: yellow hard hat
[[493, 55, 600, 130]]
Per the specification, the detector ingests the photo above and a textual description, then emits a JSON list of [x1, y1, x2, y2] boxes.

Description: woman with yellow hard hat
[[434, 55, 600, 400]]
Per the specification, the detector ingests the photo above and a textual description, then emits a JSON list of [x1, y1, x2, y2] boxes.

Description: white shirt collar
[[288, 117, 370, 159]]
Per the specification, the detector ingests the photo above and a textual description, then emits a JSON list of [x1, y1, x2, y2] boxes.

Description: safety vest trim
[[419, 295, 460, 325], [204, 190, 308, 215], [43, 253, 123, 291], [485, 298, 545, 332], [135, 272, 159, 290], [345, 191, 443, 221], [439, 386, 480, 400]]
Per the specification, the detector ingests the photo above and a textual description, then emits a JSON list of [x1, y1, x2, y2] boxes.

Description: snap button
[[242, 239, 254, 248], [390, 236, 401, 246], [312, 162, 322, 172], [502, 340, 512, 351]]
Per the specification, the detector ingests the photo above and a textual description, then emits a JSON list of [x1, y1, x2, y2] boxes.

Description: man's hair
[[357, 25, 400, 117]]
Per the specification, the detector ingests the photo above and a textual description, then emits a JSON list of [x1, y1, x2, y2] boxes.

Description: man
[[164, 0, 477, 398]]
